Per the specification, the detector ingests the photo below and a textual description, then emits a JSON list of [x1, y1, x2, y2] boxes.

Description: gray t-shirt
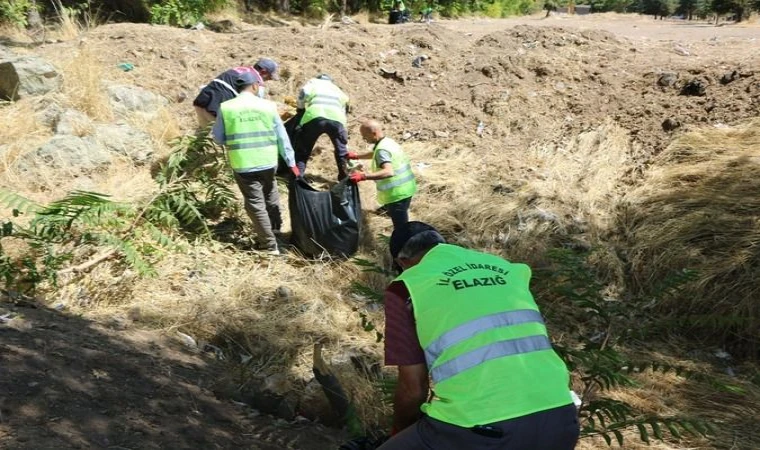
[[374, 149, 393, 167]]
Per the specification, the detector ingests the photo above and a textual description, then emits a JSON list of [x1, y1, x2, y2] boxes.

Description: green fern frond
[[0, 188, 41, 213], [98, 233, 157, 276]]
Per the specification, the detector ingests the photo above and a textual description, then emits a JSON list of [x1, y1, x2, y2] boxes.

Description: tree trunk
[[734, 7, 744, 22], [341, 0, 347, 16], [278, 0, 290, 13]]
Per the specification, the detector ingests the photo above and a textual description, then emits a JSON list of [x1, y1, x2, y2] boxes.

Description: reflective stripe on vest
[[299, 79, 348, 126], [220, 94, 279, 172], [371, 138, 416, 205], [431, 334, 553, 383], [396, 244, 572, 427], [423, 309, 546, 368]]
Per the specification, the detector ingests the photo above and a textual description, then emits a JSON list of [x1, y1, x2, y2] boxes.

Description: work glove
[[291, 166, 301, 178], [346, 151, 359, 160], [349, 172, 366, 183]]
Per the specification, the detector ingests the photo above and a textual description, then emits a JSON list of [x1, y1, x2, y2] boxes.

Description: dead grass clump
[[64, 241, 390, 427], [61, 46, 113, 121], [621, 119, 760, 354]]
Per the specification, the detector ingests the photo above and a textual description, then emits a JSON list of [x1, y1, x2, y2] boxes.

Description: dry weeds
[[622, 119, 760, 349]]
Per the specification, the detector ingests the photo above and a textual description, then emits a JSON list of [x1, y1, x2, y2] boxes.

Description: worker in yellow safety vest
[[347, 119, 416, 231], [377, 221, 580, 450], [212, 72, 300, 256], [293, 74, 351, 180]]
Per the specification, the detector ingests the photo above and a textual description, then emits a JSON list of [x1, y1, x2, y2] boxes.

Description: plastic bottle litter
[[412, 55, 429, 68], [476, 121, 485, 136], [117, 62, 134, 72]]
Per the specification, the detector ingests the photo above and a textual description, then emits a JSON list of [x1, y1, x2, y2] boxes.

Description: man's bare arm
[[392, 363, 429, 434]]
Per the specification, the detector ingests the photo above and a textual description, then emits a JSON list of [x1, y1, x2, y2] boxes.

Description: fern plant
[[0, 132, 239, 294], [537, 248, 716, 446]]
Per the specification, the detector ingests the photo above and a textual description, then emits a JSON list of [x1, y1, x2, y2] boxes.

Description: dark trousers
[[382, 197, 412, 231], [378, 404, 579, 450], [233, 168, 281, 249], [294, 118, 348, 180]]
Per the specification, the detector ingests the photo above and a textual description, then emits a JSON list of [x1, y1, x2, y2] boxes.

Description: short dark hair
[[390, 221, 445, 260]]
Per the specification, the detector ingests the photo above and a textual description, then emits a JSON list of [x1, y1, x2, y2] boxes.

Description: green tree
[[711, 0, 752, 20]]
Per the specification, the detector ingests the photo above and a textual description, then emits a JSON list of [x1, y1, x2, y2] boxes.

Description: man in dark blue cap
[[379, 221, 579, 449], [193, 58, 280, 128]]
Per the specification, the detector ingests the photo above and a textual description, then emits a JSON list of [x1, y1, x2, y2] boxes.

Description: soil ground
[[1, 12, 759, 450]]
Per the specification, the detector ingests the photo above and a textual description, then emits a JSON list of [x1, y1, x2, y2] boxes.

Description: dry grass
[[620, 119, 760, 352], [61, 46, 113, 121]]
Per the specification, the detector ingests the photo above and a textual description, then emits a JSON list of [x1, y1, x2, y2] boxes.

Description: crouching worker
[[212, 72, 300, 256], [348, 119, 416, 231], [378, 222, 580, 450]]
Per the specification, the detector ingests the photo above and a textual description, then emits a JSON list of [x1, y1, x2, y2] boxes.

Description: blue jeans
[[384, 197, 412, 231]]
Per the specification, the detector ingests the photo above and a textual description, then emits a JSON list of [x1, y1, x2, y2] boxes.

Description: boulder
[[106, 84, 167, 118], [18, 135, 112, 174], [55, 109, 93, 136], [92, 123, 154, 164], [0, 56, 62, 100]]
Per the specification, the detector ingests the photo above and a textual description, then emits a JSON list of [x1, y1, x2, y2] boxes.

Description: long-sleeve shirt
[[212, 91, 296, 172]]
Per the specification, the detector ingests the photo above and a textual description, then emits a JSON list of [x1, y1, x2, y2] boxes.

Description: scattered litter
[[476, 121, 485, 136], [714, 349, 731, 360], [117, 62, 134, 72], [231, 400, 248, 407], [412, 55, 429, 68], [415, 162, 432, 171], [570, 390, 582, 407], [176, 331, 197, 349], [673, 45, 690, 56], [0, 313, 13, 323], [379, 49, 399, 59], [191, 22, 205, 31], [241, 354, 253, 364]]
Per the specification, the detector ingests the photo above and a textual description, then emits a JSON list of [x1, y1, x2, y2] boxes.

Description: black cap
[[389, 221, 441, 259]]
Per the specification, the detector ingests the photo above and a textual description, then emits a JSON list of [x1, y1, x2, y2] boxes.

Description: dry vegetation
[[1, 14, 760, 449]]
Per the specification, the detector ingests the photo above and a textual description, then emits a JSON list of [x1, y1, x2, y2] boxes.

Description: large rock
[[0, 56, 62, 101], [55, 109, 93, 136], [18, 135, 112, 174], [106, 84, 167, 118], [92, 123, 153, 164]]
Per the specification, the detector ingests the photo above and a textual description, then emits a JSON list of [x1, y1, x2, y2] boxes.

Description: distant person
[[389, 0, 410, 24], [419, 3, 434, 23], [378, 221, 580, 450], [294, 74, 351, 180], [212, 72, 299, 255], [347, 119, 416, 231], [193, 58, 280, 128]]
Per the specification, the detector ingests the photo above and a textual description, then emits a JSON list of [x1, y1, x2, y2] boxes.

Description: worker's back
[[396, 244, 573, 428], [299, 78, 349, 126]]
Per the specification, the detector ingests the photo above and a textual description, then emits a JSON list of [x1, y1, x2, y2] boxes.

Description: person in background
[[378, 221, 580, 450], [348, 119, 416, 231], [293, 74, 351, 180], [212, 72, 299, 255], [193, 58, 280, 128]]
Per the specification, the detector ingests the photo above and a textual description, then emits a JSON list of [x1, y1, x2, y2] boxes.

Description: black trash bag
[[289, 178, 362, 258]]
